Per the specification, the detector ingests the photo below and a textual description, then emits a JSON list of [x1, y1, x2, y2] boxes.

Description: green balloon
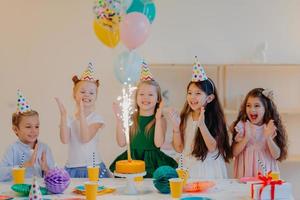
[[126, 0, 156, 23]]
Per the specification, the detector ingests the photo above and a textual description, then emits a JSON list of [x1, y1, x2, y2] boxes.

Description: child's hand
[[244, 120, 253, 141], [23, 144, 38, 168], [112, 102, 122, 121], [167, 108, 180, 131], [234, 122, 244, 142], [39, 151, 49, 173], [263, 120, 277, 138], [197, 107, 206, 127], [234, 132, 244, 142], [55, 98, 67, 117], [155, 101, 164, 120], [77, 97, 85, 115]]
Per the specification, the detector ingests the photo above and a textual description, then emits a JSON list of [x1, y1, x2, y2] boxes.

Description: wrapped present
[[250, 172, 292, 200]]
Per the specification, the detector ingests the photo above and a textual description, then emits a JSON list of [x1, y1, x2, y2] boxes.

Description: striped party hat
[[140, 60, 154, 81], [80, 62, 96, 81], [17, 90, 31, 113], [191, 56, 208, 82]]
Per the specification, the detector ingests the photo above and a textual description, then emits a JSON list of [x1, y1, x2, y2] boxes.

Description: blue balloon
[[114, 51, 142, 84], [126, 0, 156, 23]]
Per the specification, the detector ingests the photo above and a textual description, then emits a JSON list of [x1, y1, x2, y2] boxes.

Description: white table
[[0, 178, 253, 200]]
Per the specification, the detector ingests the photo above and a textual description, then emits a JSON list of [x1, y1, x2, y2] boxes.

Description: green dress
[[110, 115, 178, 178]]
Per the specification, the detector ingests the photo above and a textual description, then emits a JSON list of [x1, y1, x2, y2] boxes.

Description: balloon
[[126, 0, 156, 23], [105, 0, 133, 14], [114, 51, 142, 84], [120, 12, 150, 50], [93, 18, 120, 48]]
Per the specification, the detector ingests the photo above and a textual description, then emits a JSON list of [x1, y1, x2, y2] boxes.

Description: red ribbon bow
[[252, 171, 283, 200]]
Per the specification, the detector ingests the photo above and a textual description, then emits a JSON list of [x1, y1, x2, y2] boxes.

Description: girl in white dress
[[168, 57, 232, 179]]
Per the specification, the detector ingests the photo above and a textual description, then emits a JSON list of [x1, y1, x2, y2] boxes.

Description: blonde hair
[[130, 80, 162, 138], [12, 110, 39, 128]]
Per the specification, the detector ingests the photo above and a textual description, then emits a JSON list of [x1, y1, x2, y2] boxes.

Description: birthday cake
[[115, 160, 145, 174]]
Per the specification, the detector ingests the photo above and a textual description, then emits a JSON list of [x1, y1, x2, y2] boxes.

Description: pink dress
[[234, 121, 279, 178]]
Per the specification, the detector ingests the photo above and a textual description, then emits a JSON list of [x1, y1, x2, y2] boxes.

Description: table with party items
[[0, 166, 294, 200]]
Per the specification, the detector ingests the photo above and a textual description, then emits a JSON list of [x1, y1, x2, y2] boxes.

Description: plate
[[180, 197, 213, 200], [75, 185, 104, 192], [183, 181, 215, 193], [11, 184, 48, 196], [239, 176, 260, 183]]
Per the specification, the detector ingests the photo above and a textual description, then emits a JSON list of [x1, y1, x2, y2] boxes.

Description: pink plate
[[239, 176, 260, 183], [183, 181, 215, 193]]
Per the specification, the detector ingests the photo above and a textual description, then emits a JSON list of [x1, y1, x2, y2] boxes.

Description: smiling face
[[13, 114, 39, 147], [136, 82, 158, 115], [73, 81, 98, 108], [186, 83, 208, 112], [246, 96, 265, 125]]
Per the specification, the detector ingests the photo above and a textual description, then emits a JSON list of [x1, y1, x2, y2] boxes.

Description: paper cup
[[84, 181, 98, 200], [87, 166, 99, 181], [134, 176, 143, 182], [169, 178, 183, 198], [270, 171, 280, 180], [12, 167, 25, 184], [176, 168, 189, 185]]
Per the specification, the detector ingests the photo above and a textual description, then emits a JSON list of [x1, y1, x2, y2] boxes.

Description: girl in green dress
[[110, 66, 178, 178]]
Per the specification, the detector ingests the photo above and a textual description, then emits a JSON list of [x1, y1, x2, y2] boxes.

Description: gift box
[[251, 182, 292, 200], [250, 172, 293, 200]]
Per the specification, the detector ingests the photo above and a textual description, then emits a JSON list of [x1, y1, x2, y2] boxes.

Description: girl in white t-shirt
[[55, 63, 110, 178]]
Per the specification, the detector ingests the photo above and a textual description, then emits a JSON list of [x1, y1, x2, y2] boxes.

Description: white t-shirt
[[65, 112, 104, 168]]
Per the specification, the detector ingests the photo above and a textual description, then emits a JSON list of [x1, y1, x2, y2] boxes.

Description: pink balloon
[[120, 12, 150, 50]]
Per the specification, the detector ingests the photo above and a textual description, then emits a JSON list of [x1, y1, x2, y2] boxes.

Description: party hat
[[29, 177, 42, 200], [191, 56, 208, 82], [80, 62, 96, 81], [140, 60, 154, 81], [17, 90, 31, 113]]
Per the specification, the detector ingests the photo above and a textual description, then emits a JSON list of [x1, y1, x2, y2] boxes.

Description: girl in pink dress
[[230, 88, 288, 178]]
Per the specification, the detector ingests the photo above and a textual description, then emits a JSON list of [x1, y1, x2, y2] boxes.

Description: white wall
[[1, 0, 300, 168]]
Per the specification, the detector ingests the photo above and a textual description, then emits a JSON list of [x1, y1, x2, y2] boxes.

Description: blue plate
[[75, 185, 105, 192], [180, 197, 213, 200]]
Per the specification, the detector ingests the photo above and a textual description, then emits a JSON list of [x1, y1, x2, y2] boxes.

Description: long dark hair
[[179, 79, 232, 162], [229, 88, 288, 161]]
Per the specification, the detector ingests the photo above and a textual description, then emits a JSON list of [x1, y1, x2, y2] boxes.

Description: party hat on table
[[140, 60, 154, 81], [29, 177, 42, 200], [80, 62, 96, 81], [17, 90, 31, 113], [191, 56, 208, 82]]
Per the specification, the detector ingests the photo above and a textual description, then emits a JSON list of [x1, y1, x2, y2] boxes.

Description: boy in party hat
[[0, 90, 55, 181], [168, 56, 231, 179], [55, 62, 111, 178], [110, 60, 178, 177]]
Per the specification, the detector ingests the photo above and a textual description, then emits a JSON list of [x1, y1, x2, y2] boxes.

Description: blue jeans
[[65, 162, 111, 178]]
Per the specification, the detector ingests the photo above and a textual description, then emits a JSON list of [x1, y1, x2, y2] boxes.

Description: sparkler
[[117, 81, 136, 161]]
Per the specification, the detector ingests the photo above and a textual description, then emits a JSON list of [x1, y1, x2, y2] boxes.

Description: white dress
[[183, 115, 228, 179]]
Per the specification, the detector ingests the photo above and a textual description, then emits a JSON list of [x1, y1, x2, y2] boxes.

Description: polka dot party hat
[[80, 62, 96, 81], [17, 90, 31, 113], [140, 60, 154, 81], [29, 177, 42, 200], [191, 56, 208, 82]]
